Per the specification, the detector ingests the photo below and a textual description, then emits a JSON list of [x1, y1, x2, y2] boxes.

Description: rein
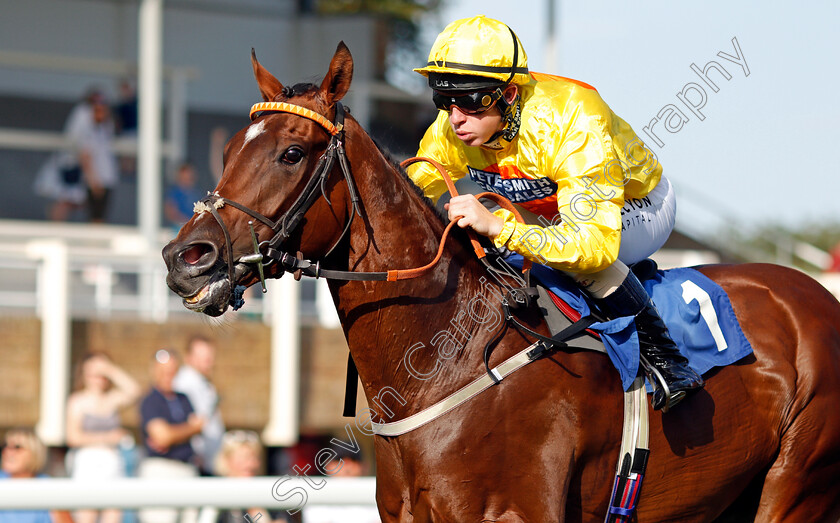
[[196, 99, 531, 309]]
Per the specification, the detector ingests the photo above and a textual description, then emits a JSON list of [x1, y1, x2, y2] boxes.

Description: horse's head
[[162, 43, 355, 316]]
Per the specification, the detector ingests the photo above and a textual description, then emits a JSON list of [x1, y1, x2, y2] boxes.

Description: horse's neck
[[329, 124, 495, 415], [338, 120, 456, 275]]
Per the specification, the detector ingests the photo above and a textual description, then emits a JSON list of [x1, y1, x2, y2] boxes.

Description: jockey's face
[[446, 85, 517, 147], [448, 104, 503, 147]]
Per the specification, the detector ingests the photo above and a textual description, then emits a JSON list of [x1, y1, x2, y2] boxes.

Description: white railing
[[818, 273, 840, 299], [0, 220, 336, 322], [0, 240, 332, 323], [0, 48, 197, 164], [0, 45, 197, 250], [0, 236, 210, 322], [0, 127, 179, 159], [0, 477, 376, 511], [0, 49, 198, 80], [0, 218, 332, 447]]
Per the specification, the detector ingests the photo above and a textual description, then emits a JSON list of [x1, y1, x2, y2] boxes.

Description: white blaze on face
[[241, 120, 266, 151]]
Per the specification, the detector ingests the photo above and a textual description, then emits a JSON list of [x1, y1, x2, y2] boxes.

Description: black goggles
[[432, 89, 504, 115]]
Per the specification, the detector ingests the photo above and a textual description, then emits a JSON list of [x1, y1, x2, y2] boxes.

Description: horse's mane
[[281, 82, 318, 98], [369, 138, 448, 224]]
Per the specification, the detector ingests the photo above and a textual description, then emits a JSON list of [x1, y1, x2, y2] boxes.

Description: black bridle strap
[[271, 138, 339, 246], [324, 137, 362, 259], [220, 198, 277, 230], [205, 201, 237, 287], [264, 219, 463, 281], [238, 103, 360, 267], [197, 101, 460, 288]]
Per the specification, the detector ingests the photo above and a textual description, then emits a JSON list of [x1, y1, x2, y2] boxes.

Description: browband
[[249, 101, 341, 136]]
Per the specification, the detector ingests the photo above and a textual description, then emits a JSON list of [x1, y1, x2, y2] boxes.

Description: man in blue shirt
[[137, 349, 204, 523]]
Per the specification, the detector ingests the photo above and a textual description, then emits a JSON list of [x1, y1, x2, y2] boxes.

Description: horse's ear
[[251, 48, 283, 102], [319, 41, 353, 105]]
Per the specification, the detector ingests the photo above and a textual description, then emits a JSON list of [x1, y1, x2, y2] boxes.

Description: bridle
[[196, 99, 527, 310], [197, 100, 367, 307]]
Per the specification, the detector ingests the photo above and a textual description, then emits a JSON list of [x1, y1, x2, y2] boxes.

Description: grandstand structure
[[0, 0, 427, 448], [0, 2, 421, 513]]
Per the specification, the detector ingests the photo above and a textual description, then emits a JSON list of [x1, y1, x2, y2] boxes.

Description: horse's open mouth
[[182, 272, 231, 316]]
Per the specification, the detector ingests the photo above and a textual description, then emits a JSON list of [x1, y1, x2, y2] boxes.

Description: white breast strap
[[371, 346, 648, 447], [372, 341, 543, 437]]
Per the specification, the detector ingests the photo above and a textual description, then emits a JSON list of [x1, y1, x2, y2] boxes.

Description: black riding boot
[[595, 270, 704, 411]]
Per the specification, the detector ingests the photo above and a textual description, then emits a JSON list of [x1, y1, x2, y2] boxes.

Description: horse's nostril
[[183, 243, 211, 265]]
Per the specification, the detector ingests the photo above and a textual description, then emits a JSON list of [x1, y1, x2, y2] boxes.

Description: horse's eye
[[280, 147, 304, 165]]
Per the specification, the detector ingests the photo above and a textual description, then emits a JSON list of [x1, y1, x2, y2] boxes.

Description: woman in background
[[0, 428, 74, 523], [66, 353, 141, 523], [200, 431, 287, 523]]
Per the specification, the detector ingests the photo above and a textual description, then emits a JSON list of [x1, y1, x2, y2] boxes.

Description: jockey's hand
[[445, 195, 504, 238]]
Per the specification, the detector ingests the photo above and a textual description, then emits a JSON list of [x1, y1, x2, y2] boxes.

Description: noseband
[[196, 100, 362, 309]]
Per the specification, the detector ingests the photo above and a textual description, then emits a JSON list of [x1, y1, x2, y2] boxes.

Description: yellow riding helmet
[[414, 15, 530, 87]]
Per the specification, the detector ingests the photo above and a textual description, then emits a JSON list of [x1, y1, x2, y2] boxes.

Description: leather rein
[[196, 99, 531, 310]]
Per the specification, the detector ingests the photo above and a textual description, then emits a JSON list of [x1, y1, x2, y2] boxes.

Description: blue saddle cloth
[[506, 255, 754, 390]]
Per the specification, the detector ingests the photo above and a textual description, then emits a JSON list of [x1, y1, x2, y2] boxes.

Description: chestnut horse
[[163, 43, 840, 522]]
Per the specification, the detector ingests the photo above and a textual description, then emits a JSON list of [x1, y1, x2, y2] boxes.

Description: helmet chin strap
[[482, 90, 522, 148]]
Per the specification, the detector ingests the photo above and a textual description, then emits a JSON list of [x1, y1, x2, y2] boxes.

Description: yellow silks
[[408, 74, 663, 274]]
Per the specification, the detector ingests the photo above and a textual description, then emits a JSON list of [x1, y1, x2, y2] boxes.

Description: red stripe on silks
[[547, 290, 602, 339]]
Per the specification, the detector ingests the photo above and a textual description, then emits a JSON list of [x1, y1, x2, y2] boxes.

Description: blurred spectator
[[164, 163, 201, 230], [138, 349, 203, 523], [114, 79, 138, 136], [197, 431, 288, 523], [0, 428, 74, 523], [173, 335, 225, 475], [34, 88, 118, 223], [65, 352, 141, 523], [301, 447, 378, 523], [113, 79, 138, 175]]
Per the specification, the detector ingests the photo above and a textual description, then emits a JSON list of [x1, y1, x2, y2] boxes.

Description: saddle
[[534, 257, 658, 345], [488, 252, 662, 380]]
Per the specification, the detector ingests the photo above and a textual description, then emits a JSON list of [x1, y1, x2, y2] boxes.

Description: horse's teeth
[[185, 285, 208, 304]]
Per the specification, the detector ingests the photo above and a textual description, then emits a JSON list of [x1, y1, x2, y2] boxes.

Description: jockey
[[407, 15, 704, 411]]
